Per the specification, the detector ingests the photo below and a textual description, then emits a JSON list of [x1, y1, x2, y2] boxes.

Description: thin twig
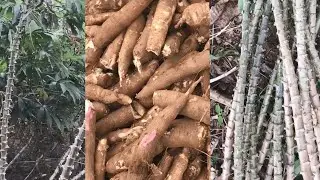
[[24, 155, 43, 180], [210, 66, 237, 83], [71, 170, 85, 180], [7, 137, 32, 169]]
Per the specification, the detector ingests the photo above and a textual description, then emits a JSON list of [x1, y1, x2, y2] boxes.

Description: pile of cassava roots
[[84, 0, 211, 179]]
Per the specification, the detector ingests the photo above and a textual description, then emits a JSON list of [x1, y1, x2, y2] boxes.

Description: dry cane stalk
[[271, 0, 312, 177], [232, 1, 251, 178], [282, 65, 295, 180], [257, 114, 273, 171], [59, 120, 85, 180], [0, 3, 28, 179], [294, 0, 320, 177], [243, 3, 271, 179], [265, 154, 274, 180], [309, 0, 317, 41], [220, 1, 251, 177], [306, 60, 320, 158], [273, 70, 284, 180]]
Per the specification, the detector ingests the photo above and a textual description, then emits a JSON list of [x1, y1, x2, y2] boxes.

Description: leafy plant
[[0, 0, 85, 132]]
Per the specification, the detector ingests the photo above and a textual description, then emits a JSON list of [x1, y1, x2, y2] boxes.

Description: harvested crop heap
[[84, 0, 210, 179], [212, 0, 320, 179]]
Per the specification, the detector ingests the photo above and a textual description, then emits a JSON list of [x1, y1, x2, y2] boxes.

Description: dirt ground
[[6, 109, 84, 180]]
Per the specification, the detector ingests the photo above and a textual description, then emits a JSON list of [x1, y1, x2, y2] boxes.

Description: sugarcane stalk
[[306, 29, 320, 78], [220, 1, 251, 179], [306, 58, 320, 158], [273, 68, 284, 180], [257, 114, 273, 171], [271, 0, 312, 177], [309, 0, 317, 40], [59, 119, 85, 180], [247, 0, 265, 57], [244, 2, 272, 179], [256, 61, 278, 135], [294, 0, 320, 177], [282, 65, 295, 180], [0, 3, 28, 179], [232, 0, 252, 178], [265, 154, 274, 180]]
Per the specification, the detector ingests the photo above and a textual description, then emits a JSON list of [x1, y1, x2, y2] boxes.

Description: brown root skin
[[179, 34, 199, 55], [111, 60, 159, 97], [162, 119, 208, 150], [91, 101, 109, 119], [105, 118, 207, 175], [100, 32, 125, 71], [105, 141, 164, 174], [118, 15, 146, 82], [86, 25, 100, 37], [85, 12, 115, 26], [95, 138, 108, 180], [149, 152, 174, 180], [205, 129, 211, 172], [200, 69, 210, 98], [177, 0, 190, 13], [111, 168, 149, 180], [106, 141, 128, 160], [86, 84, 132, 105], [85, 38, 104, 65], [95, 102, 145, 137], [106, 78, 201, 174], [86, 0, 129, 15], [85, 68, 114, 88], [165, 148, 190, 180], [188, 0, 206, 3], [148, 50, 198, 86], [137, 96, 153, 108], [106, 128, 132, 144], [129, 78, 202, 171], [153, 90, 210, 125], [146, 0, 177, 55], [193, 25, 209, 43], [136, 50, 209, 99], [183, 155, 203, 180], [133, 3, 157, 70], [108, 106, 161, 145], [176, 2, 210, 28], [85, 100, 96, 180], [171, 74, 197, 93], [93, 0, 154, 49], [162, 30, 188, 57], [196, 167, 209, 180], [169, 13, 182, 31], [203, 40, 209, 50]]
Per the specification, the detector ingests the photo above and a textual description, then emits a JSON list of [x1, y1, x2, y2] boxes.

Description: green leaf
[[28, 20, 41, 32], [51, 113, 63, 133], [215, 104, 222, 114], [0, 60, 7, 73], [59, 80, 82, 103]]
